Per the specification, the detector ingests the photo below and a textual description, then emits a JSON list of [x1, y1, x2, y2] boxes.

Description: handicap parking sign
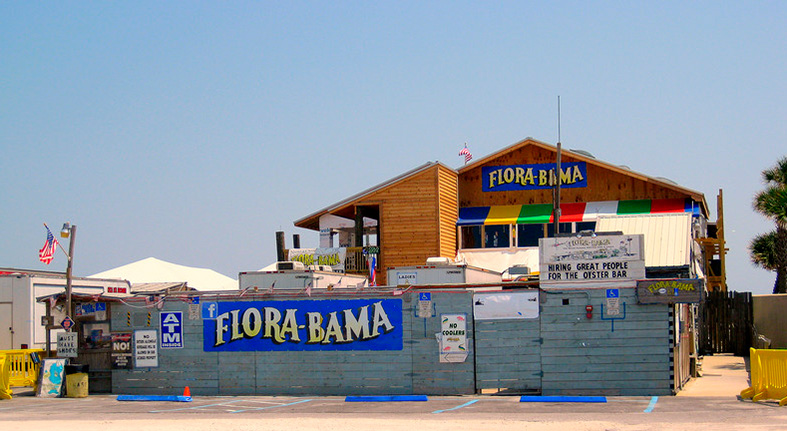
[[419, 292, 431, 301]]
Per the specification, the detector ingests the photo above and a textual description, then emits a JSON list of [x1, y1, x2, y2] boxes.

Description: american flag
[[369, 256, 377, 287], [39, 225, 58, 265], [459, 143, 472, 164]]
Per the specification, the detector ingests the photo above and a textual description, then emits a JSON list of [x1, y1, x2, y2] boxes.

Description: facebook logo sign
[[160, 311, 184, 349]]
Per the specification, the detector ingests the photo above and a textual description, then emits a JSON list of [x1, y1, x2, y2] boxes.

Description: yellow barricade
[[0, 349, 44, 389], [741, 348, 787, 406], [1, 354, 12, 400]]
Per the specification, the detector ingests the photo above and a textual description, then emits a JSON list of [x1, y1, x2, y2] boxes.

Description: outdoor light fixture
[[576, 230, 597, 238], [60, 222, 72, 238]]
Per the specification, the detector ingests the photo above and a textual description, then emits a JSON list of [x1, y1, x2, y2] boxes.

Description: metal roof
[[596, 213, 694, 267]]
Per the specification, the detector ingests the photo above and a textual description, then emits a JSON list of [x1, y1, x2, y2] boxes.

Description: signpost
[[417, 292, 432, 318]]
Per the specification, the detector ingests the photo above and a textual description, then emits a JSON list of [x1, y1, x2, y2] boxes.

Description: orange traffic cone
[[184, 386, 191, 397]]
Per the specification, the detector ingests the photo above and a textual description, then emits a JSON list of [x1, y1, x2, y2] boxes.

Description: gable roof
[[294, 161, 457, 231], [458, 137, 708, 216]]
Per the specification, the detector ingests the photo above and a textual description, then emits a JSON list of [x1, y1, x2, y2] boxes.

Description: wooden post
[[354, 207, 364, 247], [65, 224, 76, 329]]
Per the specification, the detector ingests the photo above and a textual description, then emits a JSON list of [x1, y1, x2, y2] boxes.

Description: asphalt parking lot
[[2, 356, 786, 430]]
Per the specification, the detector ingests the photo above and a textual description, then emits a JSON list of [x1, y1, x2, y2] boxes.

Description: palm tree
[[749, 231, 779, 293], [752, 156, 787, 294]]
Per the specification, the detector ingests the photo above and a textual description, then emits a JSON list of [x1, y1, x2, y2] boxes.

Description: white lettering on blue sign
[[160, 311, 183, 349]]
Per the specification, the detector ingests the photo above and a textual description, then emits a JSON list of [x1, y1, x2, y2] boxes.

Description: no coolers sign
[[539, 234, 645, 288], [203, 299, 403, 352]]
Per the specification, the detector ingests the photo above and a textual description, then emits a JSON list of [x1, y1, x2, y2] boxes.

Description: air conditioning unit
[[276, 261, 305, 271], [425, 257, 452, 265]]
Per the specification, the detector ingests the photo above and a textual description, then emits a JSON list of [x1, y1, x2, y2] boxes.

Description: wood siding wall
[[110, 288, 676, 397], [540, 288, 673, 396], [111, 292, 475, 396], [436, 167, 459, 259], [459, 145, 694, 208], [357, 165, 457, 285]]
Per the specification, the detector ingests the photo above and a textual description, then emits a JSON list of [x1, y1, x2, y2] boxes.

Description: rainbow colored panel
[[457, 199, 697, 226]]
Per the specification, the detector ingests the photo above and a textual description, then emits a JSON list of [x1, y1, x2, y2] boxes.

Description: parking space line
[[230, 398, 313, 413], [432, 399, 478, 414], [150, 399, 246, 413], [644, 396, 658, 413]]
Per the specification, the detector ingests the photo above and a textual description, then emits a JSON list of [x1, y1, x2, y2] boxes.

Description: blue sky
[[2, 2, 785, 294]]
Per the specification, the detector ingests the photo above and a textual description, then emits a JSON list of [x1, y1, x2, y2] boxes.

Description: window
[[460, 225, 482, 249], [546, 222, 573, 237], [517, 224, 544, 247], [484, 225, 510, 248], [576, 221, 597, 233]]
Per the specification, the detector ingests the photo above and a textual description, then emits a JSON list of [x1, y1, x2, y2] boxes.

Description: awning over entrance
[[457, 198, 700, 226]]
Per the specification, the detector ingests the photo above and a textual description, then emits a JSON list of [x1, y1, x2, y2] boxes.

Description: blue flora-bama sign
[[203, 299, 403, 352]]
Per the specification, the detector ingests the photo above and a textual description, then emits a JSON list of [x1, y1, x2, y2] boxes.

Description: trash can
[[64, 364, 89, 398]]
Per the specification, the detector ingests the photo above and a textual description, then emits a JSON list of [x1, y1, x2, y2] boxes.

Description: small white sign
[[418, 300, 432, 318], [439, 314, 468, 363], [605, 297, 621, 316], [397, 272, 417, 285], [134, 329, 159, 368], [57, 332, 78, 358]]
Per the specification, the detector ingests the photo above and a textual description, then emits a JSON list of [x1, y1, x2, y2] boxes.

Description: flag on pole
[[459, 143, 472, 164], [369, 256, 377, 287], [39, 225, 58, 265], [305, 281, 312, 297]]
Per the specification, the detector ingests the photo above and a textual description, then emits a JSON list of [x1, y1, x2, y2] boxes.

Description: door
[[0, 303, 12, 349], [473, 291, 542, 394]]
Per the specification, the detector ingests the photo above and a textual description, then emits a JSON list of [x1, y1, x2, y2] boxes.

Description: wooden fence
[[699, 291, 753, 356]]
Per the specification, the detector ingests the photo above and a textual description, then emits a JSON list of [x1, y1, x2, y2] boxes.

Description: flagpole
[[44, 223, 70, 259]]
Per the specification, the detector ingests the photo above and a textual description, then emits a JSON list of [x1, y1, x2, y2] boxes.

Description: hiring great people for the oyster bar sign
[[203, 299, 403, 351], [539, 234, 645, 288]]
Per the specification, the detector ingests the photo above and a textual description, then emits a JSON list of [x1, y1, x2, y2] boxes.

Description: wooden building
[[294, 138, 711, 285]]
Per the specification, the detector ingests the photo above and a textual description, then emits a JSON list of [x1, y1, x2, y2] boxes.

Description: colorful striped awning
[[457, 198, 700, 226]]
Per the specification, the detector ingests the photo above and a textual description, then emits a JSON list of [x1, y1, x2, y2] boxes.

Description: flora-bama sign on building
[[203, 299, 403, 351], [539, 234, 645, 288]]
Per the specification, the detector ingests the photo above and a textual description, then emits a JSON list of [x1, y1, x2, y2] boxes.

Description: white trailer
[[387, 260, 503, 286], [0, 271, 131, 350], [239, 261, 368, 291]]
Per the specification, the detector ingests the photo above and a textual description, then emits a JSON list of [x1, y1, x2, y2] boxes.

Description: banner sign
[[473, 291, 540, 320], [539, 234, 645, 288], [203, 299, 403, 352], [637, 278, 704, 304], [288, 247, 347, 271], [482, 162, 587, 192]]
